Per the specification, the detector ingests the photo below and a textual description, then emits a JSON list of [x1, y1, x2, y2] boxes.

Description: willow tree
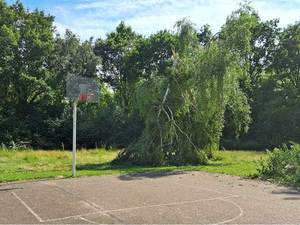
[[116, 18, 251, 166]]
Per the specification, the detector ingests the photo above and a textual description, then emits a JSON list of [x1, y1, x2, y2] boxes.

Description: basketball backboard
[[66, 76, 100, 103]]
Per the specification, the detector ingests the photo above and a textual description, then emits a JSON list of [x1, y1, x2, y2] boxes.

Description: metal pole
[[72, 102, 77, 177]]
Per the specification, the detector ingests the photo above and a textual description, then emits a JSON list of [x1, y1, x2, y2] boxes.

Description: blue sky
[[5, 0, 300, 41]]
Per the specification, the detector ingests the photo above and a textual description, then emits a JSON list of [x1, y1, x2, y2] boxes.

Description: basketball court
[[1, 171, 299, 224]]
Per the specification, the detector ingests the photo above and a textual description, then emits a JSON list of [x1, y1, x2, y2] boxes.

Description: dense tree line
[[1, 1, 300, 165]]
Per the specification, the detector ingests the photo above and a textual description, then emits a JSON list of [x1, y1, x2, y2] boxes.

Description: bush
[[257, 142, 300, 186]]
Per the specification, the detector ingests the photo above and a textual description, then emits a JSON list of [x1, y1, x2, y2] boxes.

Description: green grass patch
[[0, 149, 268, 183], [200, 150, 268, 177]]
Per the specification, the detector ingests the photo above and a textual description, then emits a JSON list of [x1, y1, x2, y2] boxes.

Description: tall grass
[[0, 148, 268, 183], [198, 150, 268, 177], [0, 148, 119, 182]]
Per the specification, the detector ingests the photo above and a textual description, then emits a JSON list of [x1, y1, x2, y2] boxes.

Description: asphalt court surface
[[0, 171, 300, 224]]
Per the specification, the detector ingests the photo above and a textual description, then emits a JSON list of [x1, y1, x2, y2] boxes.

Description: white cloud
[[252, 1, 300, 27], [46, 0, 299, 41]]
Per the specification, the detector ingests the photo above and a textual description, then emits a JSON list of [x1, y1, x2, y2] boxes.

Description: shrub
[[257, 142, 300, 186]]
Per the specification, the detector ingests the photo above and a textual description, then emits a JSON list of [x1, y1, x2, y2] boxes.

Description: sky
[[5, 0, 300, 41]]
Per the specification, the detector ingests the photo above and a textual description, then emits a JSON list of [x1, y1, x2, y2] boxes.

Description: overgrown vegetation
[[0, 147, 119, 182], [0, 0, 300, 180], [258, 142, 300, 186], [115, 17, 251, 166], [0, 148, 267, 183]]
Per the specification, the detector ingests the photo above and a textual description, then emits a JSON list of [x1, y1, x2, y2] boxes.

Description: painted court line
[[43, 196, 241, 224], [42, 177, 243, 224], [78, 216, 97, 224], [12, 191, 44, 223], [218, 198, 244, 224], [45, 183, 126, 224], [45, 182, 108, 212], [43, 196, 242, 224], [160, 178, 239, 198], [106, 196, 239, 213], [43, 212, 105, 223], [157, 178, 244, 224], [8, 177, 243, 224]]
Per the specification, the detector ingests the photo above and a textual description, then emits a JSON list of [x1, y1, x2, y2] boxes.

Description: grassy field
[[0, 148, 268, 183]]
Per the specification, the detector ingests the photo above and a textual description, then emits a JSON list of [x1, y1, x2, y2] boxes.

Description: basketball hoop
[[66, 76, 100, 177], [78, 93, 95, 102]]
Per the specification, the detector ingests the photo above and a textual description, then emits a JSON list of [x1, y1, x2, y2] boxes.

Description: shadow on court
[[0, 171, 299, 224], [117, 171, 187, 181]]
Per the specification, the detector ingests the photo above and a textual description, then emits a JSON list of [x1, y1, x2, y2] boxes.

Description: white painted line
[[42, 176, 243, 224], [42, 196, 240, 224], [159, 178, 244, 224], [160, 178, 239, 197], [106, 196, 237, 213], [12, 192, 44, 223], [45, 183, 126, 223], [43, 212, 103, 223], [78, 216, 97, 224], [218, 198, 244, 224]]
